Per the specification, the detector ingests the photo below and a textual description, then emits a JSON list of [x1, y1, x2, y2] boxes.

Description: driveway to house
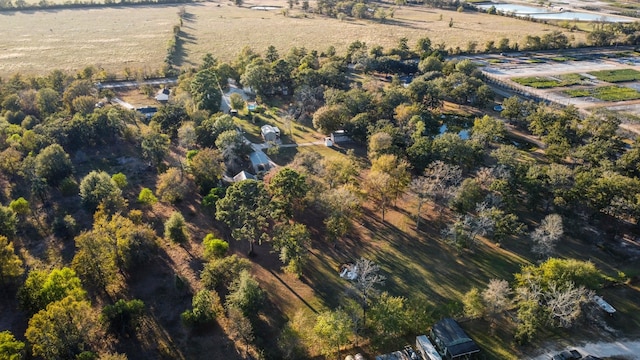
[[111, 97, 135, 110], [527, 340, 640, 360], [97, 78, 178, 90], [221, 84, 249, 113]]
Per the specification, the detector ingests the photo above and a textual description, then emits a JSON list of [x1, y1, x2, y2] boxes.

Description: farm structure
[[261, 125, 280, 142]]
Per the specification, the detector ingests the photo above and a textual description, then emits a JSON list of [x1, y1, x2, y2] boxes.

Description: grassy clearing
[[0, 1, 587, 77], [564, 85, 640, 101], [512, 73, 586, 88], [0, 5, 178, 76], [589, 68, 640, 83], [550, 56, 575, 62]]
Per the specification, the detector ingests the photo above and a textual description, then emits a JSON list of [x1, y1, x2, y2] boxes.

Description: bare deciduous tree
[[425, 160, 462, 207], [409, 176, 433, 230], [352, 257, 386, 327], [531, 214, 563, 258], [544, 281, 592, 328], [482, 279, 512, 316], [227, 307, 255, 357]]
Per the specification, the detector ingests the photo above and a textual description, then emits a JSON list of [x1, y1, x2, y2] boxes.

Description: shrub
[[201, 255, 251, 289], [181, 290, 222, 328], [101, 299, 145, 335], [9, 197, 29, 217], [111, 173, 128, 189], [137, 188, 158, 206], [59, 176, 79, 197], [52, 214, 77, 240], [203, 234, 228, 259], [164, 212, 189, 243]]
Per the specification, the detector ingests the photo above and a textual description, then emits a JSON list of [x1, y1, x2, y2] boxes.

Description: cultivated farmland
[[0, 0, 587, 77]]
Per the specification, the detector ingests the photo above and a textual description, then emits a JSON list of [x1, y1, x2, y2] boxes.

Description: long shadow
[[268, 268, 319, 314]]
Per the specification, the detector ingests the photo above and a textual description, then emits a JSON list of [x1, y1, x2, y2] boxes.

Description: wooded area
[[1, 2, 640, 359]]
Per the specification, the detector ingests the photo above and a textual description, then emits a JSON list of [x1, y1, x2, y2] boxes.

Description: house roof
[[261, 125, 280, 135], [431, 318, 480, 358], [233, 171, 256, 182], [249, 151, 270, 166]]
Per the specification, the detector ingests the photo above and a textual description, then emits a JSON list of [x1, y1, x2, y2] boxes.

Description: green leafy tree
[[151, 104, 188, 138], [0, 206, 17, 238], [225, 270, 264, 317], [188, 148, 225, 194], [369, 292, 408, 343], [0, 330, 25, 360], [196, 113, 236, 147], [9, 197, 29, 218], [272, 223, 310, 277], [79, 171, 126, 212], [35, 144, 73, 185], [25, 296, 98, 360], [268, 167, 309, 218], [202, 234, 229, 259], [101, 299, 145, 335], [229, 93, 245, 110], [62, 79, 93, 111], [141, 130, 170, 168], [462, 287, 485, 319], [18, 267, 86, 315], [312, 104, 348, 135], [216, 180, 272, 254], [164, 212, 189, 243], [313, 309, 353, 359], [0, 235, 23, 285], [201, 254, 251, 289], [471, 115, 506, 146], [36, 87, 61, 117], [181, 290, 221, 327], [370, 154, 411, 206], [72, 212, 155, 294], [191, 69, 222, 113]]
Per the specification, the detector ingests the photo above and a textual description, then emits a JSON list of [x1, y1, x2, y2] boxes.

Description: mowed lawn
[[0, 0, 587, 76], [0, 5, 179, 75]]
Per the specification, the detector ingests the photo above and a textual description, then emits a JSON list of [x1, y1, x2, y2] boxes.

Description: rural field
[[0, 0, 588, 77], [0, 5, 177, 75]]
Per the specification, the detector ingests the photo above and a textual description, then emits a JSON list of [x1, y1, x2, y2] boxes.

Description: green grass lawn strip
[[588, 69, 640, 83]]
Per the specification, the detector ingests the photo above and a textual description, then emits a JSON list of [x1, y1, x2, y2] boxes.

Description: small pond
[[476, 3, 636, 23], [250, 6, 281, 10]]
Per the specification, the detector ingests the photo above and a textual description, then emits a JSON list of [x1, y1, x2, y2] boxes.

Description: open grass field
[[564, 85, 640, 101], [0, 0, 587, 77], [589, 68, 640, 83], [178, 0, 587, 67], [0, 5, 179, 76], [512, 73, 586, 88]]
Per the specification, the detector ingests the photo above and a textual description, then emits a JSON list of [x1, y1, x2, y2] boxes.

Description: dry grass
[[0, 0, 588, 77], [0, 5, 179, 76], [179, 1, 588, 66]]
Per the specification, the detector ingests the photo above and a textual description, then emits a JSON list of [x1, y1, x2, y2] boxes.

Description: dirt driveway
[[528, 340, 640, 360]]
